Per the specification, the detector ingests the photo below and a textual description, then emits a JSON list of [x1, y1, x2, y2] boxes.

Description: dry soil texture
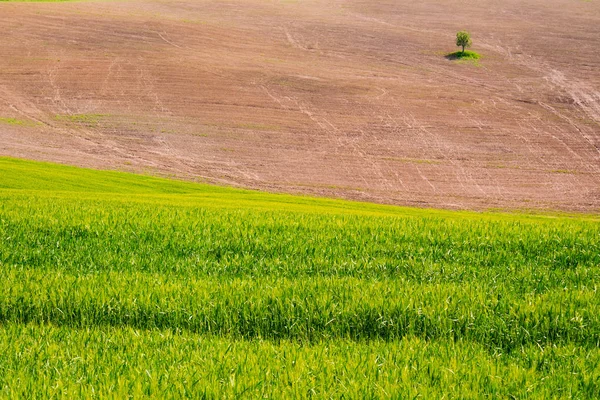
[[1, 0, 599, 211]]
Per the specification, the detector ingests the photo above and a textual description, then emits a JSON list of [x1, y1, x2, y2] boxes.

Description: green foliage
[[54, 113, 107, 127], [0, 157, 599, 397], [446, 50, 481, 61], [0, 117, 39, 127], [456, 30, 473, 52], [1, 324, 599, 398]]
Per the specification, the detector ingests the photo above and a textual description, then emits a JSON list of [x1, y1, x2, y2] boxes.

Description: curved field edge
[[1, 156, 599, 397], [1, 157, 597, 220]]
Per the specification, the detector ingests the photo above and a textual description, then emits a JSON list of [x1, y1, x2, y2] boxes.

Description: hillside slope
[[0, 0, 599, 211], [1, 157, 599, 397]]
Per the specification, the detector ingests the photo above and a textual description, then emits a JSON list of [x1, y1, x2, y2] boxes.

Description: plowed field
[[1, 0, 599, 211]]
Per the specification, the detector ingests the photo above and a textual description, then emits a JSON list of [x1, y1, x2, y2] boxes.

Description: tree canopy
[[456, 31, 472, 52]]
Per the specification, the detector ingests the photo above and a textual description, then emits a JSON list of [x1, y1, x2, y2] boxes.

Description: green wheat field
[[0, 157, 599, 398]]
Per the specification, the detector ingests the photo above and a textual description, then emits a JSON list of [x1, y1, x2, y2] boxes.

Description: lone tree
[[456, 31, 472, 53]]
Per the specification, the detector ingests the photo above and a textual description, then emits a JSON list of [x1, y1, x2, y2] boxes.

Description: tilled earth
[[1, 0, 599, 211]]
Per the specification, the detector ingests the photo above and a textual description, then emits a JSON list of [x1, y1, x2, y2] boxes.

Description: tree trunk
[[462, 45, 465, 52]]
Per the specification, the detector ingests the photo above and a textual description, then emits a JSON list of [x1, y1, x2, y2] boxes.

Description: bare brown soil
[[0, 0, 599, 211]]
